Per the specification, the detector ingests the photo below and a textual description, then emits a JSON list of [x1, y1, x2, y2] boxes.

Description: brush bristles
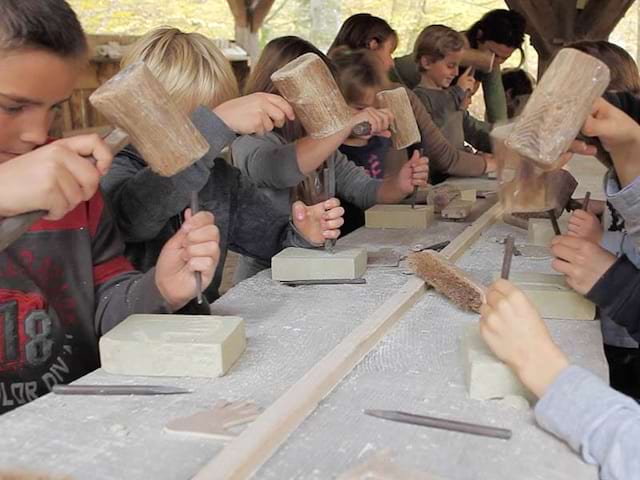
[[409, 251, 486, 313]]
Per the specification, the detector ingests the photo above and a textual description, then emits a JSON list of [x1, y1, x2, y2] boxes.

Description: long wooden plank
[[193, 204, 502, 480], [441, 203, 503, 262]]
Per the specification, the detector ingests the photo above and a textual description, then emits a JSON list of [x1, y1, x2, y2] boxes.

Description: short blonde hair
[[414, 25, 465, 71], [122, 27, 240, 112]]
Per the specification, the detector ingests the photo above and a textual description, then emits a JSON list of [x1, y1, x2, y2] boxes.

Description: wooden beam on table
[[192, 203, 503, 480]]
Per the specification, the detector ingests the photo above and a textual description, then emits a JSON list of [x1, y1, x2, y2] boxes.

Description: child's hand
[[456, 66, 475, 92], [483, 153, 497, 173], [551, 235, 616, 295], [567, 209, 603, 243], [350, 107, 393, 138], [396, 150, 429, 195], [480, 279, 569, 398], [291, 198, 344, 246], [155, 210, 220, 310], [582, 97, 640, 186], [0, 135, 112, 220], [214, 93, 296, 136]]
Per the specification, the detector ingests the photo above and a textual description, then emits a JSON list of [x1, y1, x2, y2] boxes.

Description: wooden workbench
[[0, 167, 608, 479]]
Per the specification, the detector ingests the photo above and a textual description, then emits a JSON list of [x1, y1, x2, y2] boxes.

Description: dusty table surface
[[0, 193, 606, 479]]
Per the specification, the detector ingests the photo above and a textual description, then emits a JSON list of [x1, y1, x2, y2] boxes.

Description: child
[[231, 36, 428, 281], [330, 47, 408, 235], [101, 27, 346, 302], [563, 40, 640, 398], [0, 0, 219, 413], [413, 25, 492, 155], [480, 279, 640, 479], [501, 68, 535, 119], [394, 9, 526, 123], [329, 14, 493, 180]]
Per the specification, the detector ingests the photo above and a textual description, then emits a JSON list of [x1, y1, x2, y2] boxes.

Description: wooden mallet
[[89, 62, 211, 303], [505, 48, 610, 171], [271, 53, 371, 139], [376, 87, 423, 209]]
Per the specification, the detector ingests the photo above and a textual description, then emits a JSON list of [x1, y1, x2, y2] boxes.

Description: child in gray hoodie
[[231, 36, 429, 281], [481, 98, 640, 480], [101, 28, 345, 303]]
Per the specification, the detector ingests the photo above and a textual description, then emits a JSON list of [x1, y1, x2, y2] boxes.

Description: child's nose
[[19, 111, 49, 147]]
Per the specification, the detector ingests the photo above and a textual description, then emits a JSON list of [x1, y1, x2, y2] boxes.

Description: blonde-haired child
[[102, 27, 345, 303], [413, 25, 492, 156], [123, 27, 239, 112]]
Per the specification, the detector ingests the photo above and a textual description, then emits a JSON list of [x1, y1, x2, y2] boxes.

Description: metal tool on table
[[411, 148, 424, 210], [0, 129, 130, 252], [411, 240, 450, 253], [52, 384, 191, 396], [323, 156, 336, 253], [190, 191, 204, 304], [582, 191, 592, 211], [501, 235, 515, 280], [549, 210, 562, 235], [364, 409, 512, 440], [281, 278, 367, 287]]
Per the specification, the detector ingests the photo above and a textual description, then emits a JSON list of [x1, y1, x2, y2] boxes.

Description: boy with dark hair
[[0, 0, 220, 413]]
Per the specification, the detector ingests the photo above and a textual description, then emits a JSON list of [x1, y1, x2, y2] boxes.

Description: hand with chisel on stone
[[101, 28, 346, 301], [231, 37, 428, 281], [479, 279, 640, 479]]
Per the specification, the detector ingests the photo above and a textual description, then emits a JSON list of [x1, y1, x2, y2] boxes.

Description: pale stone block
[[495, 272, 596, 321], [100, 314, 246, 378], [462, 323, 533, 403], [365, 204, 434, 229], [441, 199, 474, 220], [527, 216, 569, 246], [271, 246, 367, 281], [460, 189, 477, 202]]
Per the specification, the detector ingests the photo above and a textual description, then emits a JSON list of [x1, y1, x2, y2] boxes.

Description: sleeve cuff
[[534, 365, 639, 462], [600, 231, 624, 256], [586, 255, 634, 310], [191, 106, 237, 165], [135, 268, 173, 314]]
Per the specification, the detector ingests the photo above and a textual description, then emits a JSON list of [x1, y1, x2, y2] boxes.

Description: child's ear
[[419, 56, 432, 71], [368, 38, 380, 51]]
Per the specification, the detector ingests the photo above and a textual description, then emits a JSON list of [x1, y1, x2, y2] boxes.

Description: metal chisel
[[323, 156, 336, 253], [52, 384, 191, 396], [364, 409, 512, 440]]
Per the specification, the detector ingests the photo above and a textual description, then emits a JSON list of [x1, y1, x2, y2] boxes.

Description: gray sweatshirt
[[605, 170, 640, 248], [535, 365, 640, 480], [412, 85, 492, 154], [231, 131, 381, 217], [101, 107, 312, 302]]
